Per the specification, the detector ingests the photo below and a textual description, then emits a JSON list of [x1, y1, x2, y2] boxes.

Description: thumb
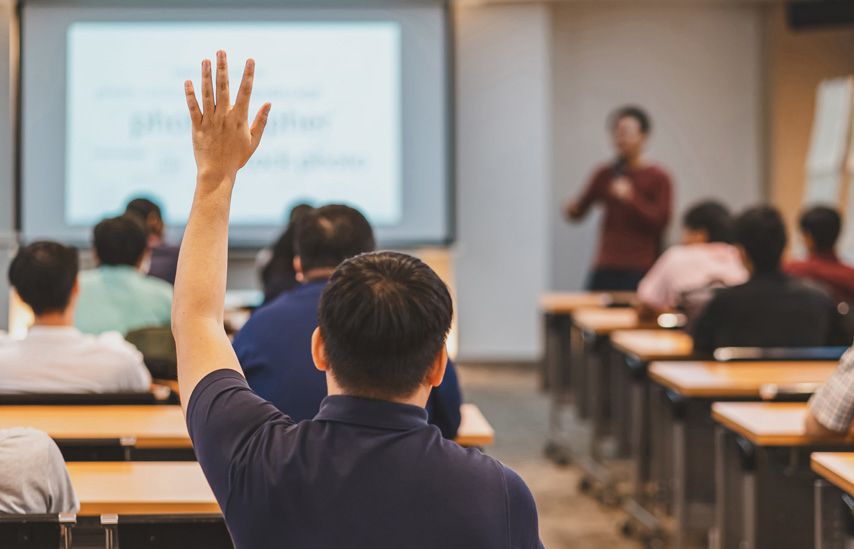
[[249, 103, 272, 154]]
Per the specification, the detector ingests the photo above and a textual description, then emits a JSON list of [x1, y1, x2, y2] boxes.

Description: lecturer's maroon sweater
[[571, 163, 673, 272]]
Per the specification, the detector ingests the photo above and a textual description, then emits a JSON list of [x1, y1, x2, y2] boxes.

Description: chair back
[[101, 514, 232, 549], [125, 328, 177, 380], [0, 513, 76, 549]]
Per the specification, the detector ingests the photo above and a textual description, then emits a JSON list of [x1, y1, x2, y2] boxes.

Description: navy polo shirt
[[188, 370, 543, 549], [233, 280, 463, 438]]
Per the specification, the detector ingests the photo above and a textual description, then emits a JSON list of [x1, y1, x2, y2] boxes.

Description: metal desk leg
[[673, 408, 687, 549], [711, 426, 726, 549], [815, 479, 848, 549], [743, 448, 757, 549]]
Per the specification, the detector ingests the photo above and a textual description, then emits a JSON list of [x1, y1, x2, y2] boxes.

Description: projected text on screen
[[66, 22, 402, 227]]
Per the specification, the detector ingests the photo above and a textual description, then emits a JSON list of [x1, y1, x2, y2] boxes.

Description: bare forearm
[[173, 173, 235, 328]]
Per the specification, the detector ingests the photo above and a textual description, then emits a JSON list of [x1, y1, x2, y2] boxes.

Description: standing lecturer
[[566, 106, 673, 291]]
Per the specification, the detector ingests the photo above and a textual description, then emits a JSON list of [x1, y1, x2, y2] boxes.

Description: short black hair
[[295, 205, 376, 272], [610, 105, 651, 135], [93, 215, 148, 267], [318, 251, 453, 400], [9, 241, 79, 316], [683, 201, 734, 244], [125, 198, 162, 223], [800, 206, 841, 254], [734, 206, 787, 273]]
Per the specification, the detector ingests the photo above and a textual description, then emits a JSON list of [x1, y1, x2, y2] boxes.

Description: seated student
[[637, 200, 748, 318], [258, 203, 314, 303], [692, 205, 849, 352], [125, 198, 181, 285], [75, 215, 173, 336], [1, 241, 151, 393], [234, 204, 463, 438], [176, 54, 541, 548], [0, 427, 79, 514], [785, 206, 854, 304]]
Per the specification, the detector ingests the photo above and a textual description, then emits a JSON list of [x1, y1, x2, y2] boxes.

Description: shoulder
[[0, 427, 54, 458], [789, 275, 834, 300], [91, 331, 145, 358], [641, 164, 673, 184], [77, 269, 100, 286], [137, 273, 173, 297]]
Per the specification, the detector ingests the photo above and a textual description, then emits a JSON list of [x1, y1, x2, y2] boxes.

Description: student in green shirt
[[75, 215, 173, 336]]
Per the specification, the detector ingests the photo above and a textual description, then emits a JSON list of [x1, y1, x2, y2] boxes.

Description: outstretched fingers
[[249, 103, 272, 155], [201, 59, 214, 115], [215, 50, 230, 110], [185, 81, 202, 126], [233, 59, 256, 116]]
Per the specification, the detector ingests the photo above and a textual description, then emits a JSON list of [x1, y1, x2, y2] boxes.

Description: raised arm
[[173, 51, 271, 413]]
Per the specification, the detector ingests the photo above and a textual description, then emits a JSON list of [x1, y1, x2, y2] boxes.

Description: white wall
[[550, 3, 766, 291], [453, 4, 552, 361]]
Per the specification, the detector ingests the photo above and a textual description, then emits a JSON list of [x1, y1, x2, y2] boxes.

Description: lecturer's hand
[[184, 50, 271, 184], [609, 177, 634, 202]]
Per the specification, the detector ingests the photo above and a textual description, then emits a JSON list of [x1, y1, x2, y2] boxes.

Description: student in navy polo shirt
[[175, 52, 542, 549], [233, 204, 463, 438]]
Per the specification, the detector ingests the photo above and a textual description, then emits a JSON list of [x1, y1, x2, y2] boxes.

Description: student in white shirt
[[0, 241, 152, 394], [0, 427, 79, 514], [637, 201, 748, 318]]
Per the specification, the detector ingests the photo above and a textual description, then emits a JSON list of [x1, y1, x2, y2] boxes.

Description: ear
[[426, 346, 448, 388], [737, 245, 753, 273], [803, 232, 815, 253], [311, 328, 329, 373], [294, 256, 304, 282], [71, 277, 81, 297]]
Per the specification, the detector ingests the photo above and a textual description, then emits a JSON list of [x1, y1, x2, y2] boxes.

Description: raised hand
[[184, 50, 271, 185]]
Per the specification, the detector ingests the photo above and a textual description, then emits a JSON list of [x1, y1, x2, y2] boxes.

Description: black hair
[[683, 201, 734, 244], [610, 105, 651, 135], [9, 241, 79, 316], [261, 204, 315, 285], [317, 251, 453, 400], [734, 206, 787, 273], [93, 215, 148, 267], [295, 204, 376, 273], [125, 198, 162, 223], [800, 206, 841, 254]]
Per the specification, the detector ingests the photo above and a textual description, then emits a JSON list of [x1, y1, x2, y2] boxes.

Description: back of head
[[125, 198, 162, 223], [93, 215, 148, 267], [734, 206, 787, 273], [610, 105, 652, 135], [800, 205, 841, 254], [295, 205, 376, 272], [9, 241, 79, 315], [318, 251, 453, 401], [683, 201, 733, 243]]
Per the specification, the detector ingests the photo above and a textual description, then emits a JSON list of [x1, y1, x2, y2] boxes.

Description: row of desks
[[0, 403, 495, 450], [540, 291, 852, 549]]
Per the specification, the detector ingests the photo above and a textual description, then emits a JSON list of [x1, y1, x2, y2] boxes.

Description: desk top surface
[[538, 292, 635, 314], [0, 403, 492, 448], [610, 330, 696, 361], [0, 405, 192, 448], [812, 453, 854, 496], [571, 308, 658, 334], [648, 361, 836, 398], [67, 462, 219, 516], [712, 402, 851, 446]]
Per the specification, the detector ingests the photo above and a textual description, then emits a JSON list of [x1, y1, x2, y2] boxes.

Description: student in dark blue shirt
[[234, 205, 463, 438], [174, 53, 543, 549]]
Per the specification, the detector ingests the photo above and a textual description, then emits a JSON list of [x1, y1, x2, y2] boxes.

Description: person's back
[[692, 206, 848, 352], [785, 206, 854, 304], [75, 215, 172, 335], [235, 205, 462, 437], [0, 427, 79, 514], [4, 241, 151, 393]]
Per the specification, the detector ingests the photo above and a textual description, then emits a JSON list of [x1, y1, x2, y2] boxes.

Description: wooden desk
[[67, 462, 219, 515], [539, 291, 635, 314], [713, 403, 851, 549], [456, 404, 494, 447], [1, 403, 491, 449], [572, 307, 657, 335], [712, 402, 849, 447], [649, 361, 836, 399], [812, 453, 854, 496], [0, 405, 191, 448], [610, 330, 696, 362]]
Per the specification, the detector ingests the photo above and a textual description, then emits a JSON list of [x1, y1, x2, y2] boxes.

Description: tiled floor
[[457, 363, 637, 549]]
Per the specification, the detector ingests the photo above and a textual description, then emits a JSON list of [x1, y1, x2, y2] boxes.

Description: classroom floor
[[457, 363, 637, 549]]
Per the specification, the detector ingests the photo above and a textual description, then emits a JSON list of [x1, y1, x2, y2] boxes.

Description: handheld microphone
[[612, 157, 627, 178]]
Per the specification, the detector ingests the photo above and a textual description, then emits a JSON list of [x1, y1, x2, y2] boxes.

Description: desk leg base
[[576, 455, 622, 508], [621, 498, 668, 549]]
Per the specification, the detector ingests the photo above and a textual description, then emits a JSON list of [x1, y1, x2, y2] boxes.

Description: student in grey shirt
[[0, 427, 79, 514]]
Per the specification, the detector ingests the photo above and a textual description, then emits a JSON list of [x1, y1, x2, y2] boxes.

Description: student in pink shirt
[[637, 201, 748, 318]]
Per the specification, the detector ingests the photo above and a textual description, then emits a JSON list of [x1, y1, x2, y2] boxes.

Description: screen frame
[[15, 0, 456, 249]]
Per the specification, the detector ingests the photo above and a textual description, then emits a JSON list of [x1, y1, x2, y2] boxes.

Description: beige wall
[[767, 6, 854, 239]]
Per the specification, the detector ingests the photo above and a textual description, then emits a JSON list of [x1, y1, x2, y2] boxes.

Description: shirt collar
[[26, 325, 82, 338], [314, 395, 429, 431]]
